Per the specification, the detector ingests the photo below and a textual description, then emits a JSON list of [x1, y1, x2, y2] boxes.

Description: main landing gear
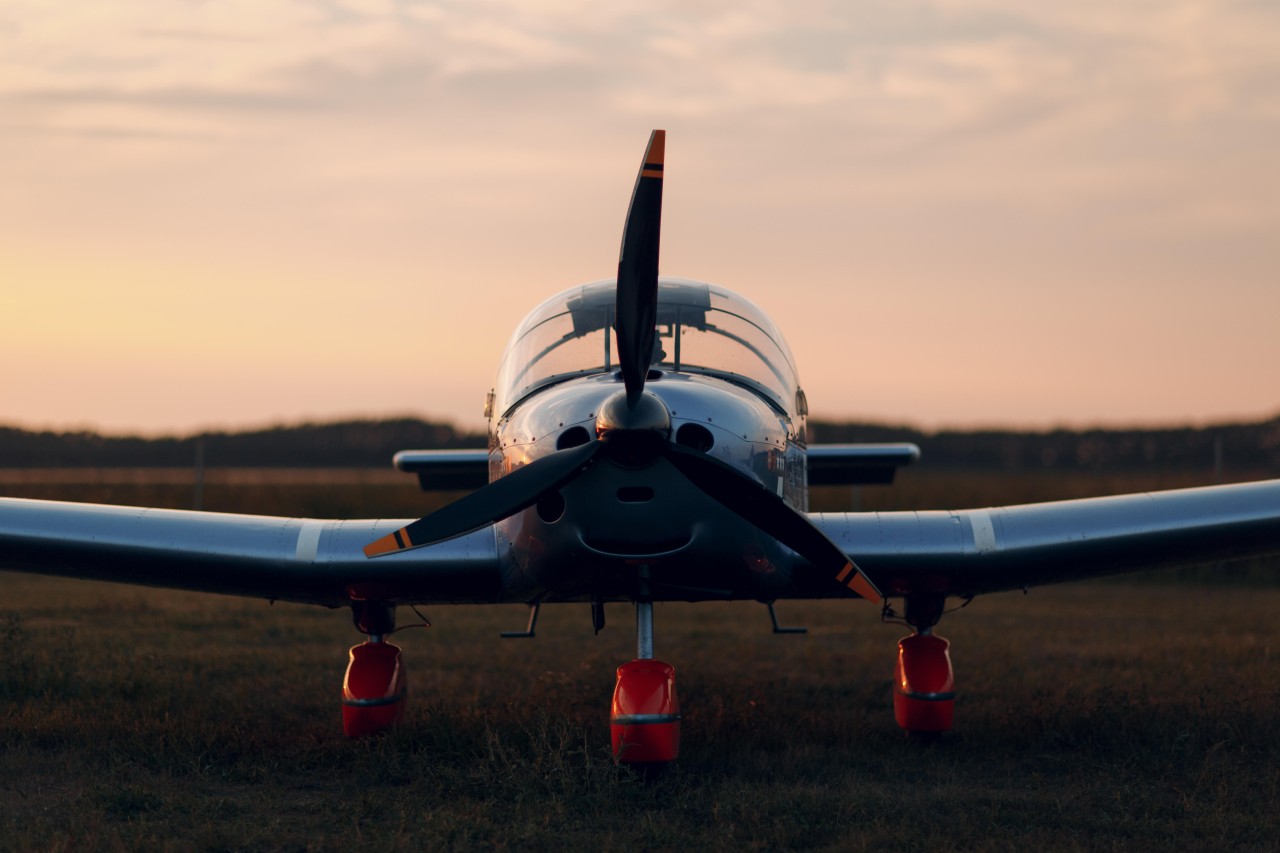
[[890, 594, 956, 736], [342, 601, 407, 737]]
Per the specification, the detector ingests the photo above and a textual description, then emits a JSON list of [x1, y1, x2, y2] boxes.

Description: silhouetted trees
[[808, 416, 1280, 473], [2, 414, 1278, 474], [0, 419, 485, 468]]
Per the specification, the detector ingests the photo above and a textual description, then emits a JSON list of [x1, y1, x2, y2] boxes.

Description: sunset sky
[[2, 1, 1277, 436]]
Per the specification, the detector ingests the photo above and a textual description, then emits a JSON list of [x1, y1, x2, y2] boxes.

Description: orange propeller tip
[[846, 571, 882, 604], [364, 533, 403, 558], [646, 130, 665, 166]]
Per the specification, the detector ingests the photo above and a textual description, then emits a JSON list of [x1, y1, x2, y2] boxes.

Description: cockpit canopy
[[493, 278, 802, 419]]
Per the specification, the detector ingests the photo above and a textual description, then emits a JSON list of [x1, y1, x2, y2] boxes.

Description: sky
[[2, 0, 1277, 436]]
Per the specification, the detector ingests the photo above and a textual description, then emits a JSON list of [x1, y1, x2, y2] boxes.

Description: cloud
[[5, 85, 327, 112], [0, 122, 221, 142], [136, 27, 265, 42], [3, 2, 1274, 142]]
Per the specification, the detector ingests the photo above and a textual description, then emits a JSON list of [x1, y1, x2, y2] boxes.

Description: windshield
[[494, 278, 801, 418]]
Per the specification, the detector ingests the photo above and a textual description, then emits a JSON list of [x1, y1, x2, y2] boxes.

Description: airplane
[[3, 130, 1280, 766]]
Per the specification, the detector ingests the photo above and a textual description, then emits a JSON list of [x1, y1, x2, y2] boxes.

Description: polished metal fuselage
[[489, 370, 809, 602]]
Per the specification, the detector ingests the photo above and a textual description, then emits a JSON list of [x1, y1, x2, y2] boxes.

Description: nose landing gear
[[611, 598, 681, 766]]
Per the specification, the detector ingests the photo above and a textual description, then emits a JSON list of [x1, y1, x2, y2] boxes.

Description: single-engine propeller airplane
[[4, 130, 1280, 765]]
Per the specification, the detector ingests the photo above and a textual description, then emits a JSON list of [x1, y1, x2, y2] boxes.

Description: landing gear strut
[[611, 578, 680, 765], [892, 594, 955, 736], [342, 601, 406, 737]]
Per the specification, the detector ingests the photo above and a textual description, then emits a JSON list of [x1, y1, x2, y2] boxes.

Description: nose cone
[[596, 390, 672, 437]]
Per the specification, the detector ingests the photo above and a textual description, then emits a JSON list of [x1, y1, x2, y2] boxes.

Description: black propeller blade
[[615, 129, 664, 410], [364, 441, 601, 557], [662, 442, 882, 603]]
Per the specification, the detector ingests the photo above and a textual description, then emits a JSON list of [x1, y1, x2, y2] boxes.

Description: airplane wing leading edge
[[807, 478, 1280, 598], [0, 498, 503, 607]]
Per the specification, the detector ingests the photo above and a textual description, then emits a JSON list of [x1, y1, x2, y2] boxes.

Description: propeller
[[615, 129, 664, 410], [363, 441, 600, 557], [362, 129, 881, 604], [661, 442, 881, 603]]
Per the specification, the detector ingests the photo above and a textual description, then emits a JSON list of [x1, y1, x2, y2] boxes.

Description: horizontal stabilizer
[[394, 449, 489, 491], [807, 443, 921, 486]]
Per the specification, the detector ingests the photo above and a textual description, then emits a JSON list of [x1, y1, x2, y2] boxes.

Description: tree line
[[0, 419, 485, 468], [1, 414, 1278, 474], [808, 416, 1280, 473]]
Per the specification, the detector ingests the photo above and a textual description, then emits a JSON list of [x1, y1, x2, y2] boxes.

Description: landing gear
[[892, 594, 955, 736], [611, 599, 681, 766], [342, 601, 406, 737]]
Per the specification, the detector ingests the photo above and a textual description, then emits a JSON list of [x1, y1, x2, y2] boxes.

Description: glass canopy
[[493, 278, 801, 418]]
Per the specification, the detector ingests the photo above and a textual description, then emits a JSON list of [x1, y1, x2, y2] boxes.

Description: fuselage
[[486, 277, 813, 603]]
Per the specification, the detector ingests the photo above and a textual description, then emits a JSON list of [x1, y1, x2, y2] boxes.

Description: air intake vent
[[676, 423, 714, 452], [617, 486, 654, 503], [556, 426, 591, 449]]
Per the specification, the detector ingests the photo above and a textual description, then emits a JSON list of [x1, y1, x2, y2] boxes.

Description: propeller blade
[[662, 443, 882, 603], [615, 129, 665, 409], [364, 441, 601, 557]]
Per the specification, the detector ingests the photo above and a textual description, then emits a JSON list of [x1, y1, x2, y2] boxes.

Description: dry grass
[[2, 472, 1278, 850], [810, 468, 1273, 512], [1, 464, 1263, 516], [0, 468, 435, 519], [2, 577, 1278, 851]]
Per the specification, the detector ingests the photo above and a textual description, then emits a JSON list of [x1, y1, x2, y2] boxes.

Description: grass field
[[2, 471, 1279, 850]]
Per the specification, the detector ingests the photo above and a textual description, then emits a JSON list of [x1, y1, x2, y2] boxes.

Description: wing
[[807, 443, 921, 485], [394, 449, 490, 491], [0, 498, 503, 606], [805, 479, 1280, 597]]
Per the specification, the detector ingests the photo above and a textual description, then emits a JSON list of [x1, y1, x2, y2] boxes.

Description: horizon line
[[4, 407, 1278, 442]]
